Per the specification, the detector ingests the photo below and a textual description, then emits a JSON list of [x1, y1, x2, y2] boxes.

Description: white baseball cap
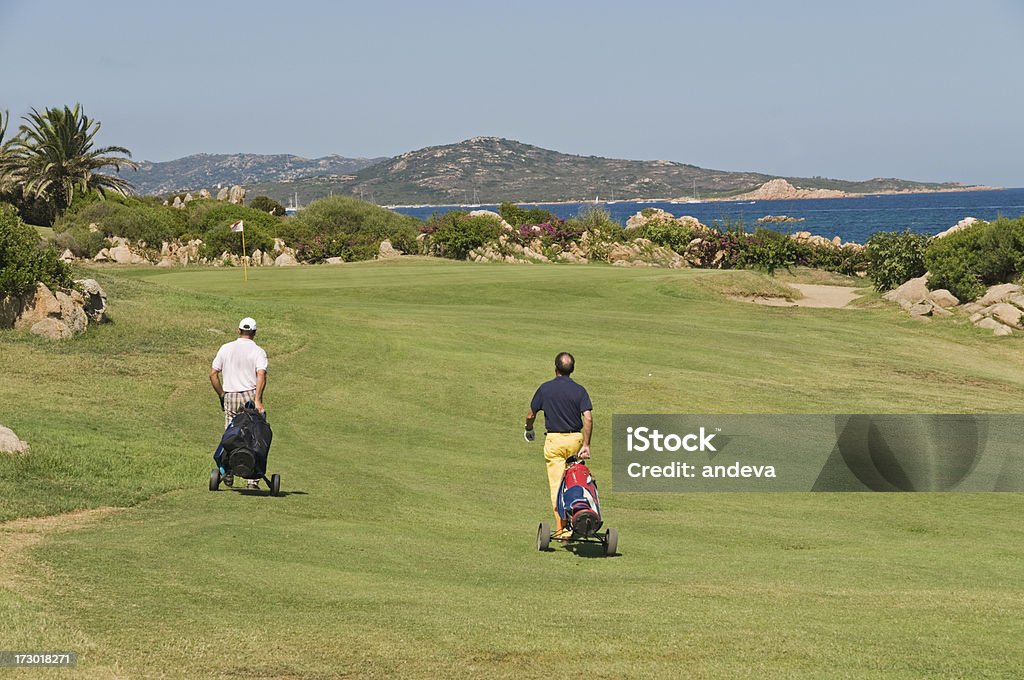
[[239, 317, 257, 331]]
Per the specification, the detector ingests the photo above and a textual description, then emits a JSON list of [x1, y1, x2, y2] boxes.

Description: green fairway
[[1, 259, 1022, 678]]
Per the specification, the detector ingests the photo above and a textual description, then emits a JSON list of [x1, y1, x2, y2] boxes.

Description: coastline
[[384, 185, 1002, 210]]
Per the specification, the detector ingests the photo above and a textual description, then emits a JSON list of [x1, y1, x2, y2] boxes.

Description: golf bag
[[214, 402, 273, 479], [556, 457, 603, 536]]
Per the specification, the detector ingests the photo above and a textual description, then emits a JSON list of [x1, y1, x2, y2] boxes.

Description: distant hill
[[140, 138, 980, 205], [128, 153, 384, 195]]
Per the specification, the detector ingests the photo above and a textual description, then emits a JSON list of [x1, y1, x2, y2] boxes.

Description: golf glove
[[524, 428, 536, 443]]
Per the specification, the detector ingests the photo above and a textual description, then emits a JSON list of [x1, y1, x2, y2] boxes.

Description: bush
[[185, 201, 279, 259], [800, 242, 869, 276], [423, 211, 502, 260], [498, 202, 558, 227], [249, 195, 286, 216], [284, 195, 419, 262], [630, 219, 693, 254], [736, 228, 802, 275], [924, 218, 1024, 301], [55, 194, 188, 246], [53, 224, 107, 257], [865, 230, 929, 292], [0, 203, 71, 296]]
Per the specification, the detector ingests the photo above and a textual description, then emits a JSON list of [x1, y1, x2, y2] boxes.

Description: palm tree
[[7, 104, 138, 215], [0, 110, 13, 192]]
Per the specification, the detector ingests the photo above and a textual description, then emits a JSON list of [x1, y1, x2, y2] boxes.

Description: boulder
[[557, 251, 587, 264], [55, 291, 88, 334], [228, 185, 246, 205], [976, 317, 1012, 336], [199, 189, 212, 199], [908, 302, 934, 317], [960, 302, 983, 315], [927, 289, 960, 308], [88, 223, 100, 233], [60, 249, 75, 262], [251, 249, 265, 266], [325, 257, 345, 265], [0, 294, 20, 327], [521, 247, 549, 263], [108, 246, 133, 264], [157, 257, 176, 268], [93, 248, 109, 262], [75, 278, 108, 323], [987, 303, 1024, 329], [933, 217, 978, 239], [14, 283, 61, 331], [883, 275, 930, 309], [467, 210, 514, 231], [216, 187, 230, 201], [977, 283, 1022, 306], [171, 196, 183, 209], [378, 239, 402, 258], [261, 251, 275, 266], [183, 192, 194, 203], [273, 238, 286, 254], [30, 317, 72, 340], [274, 253, 298, 267], [0, 425, 29, 454]]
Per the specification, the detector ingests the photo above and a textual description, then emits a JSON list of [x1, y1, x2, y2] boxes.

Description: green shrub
[[734, 228, 802, 275], [285, 195, 419, 262], [55, 194, 188, 246], [0, 203, 71, 296], [865, 230, 929, 292], [185, 201, 279, 259], [423, 211, 502, 260], [53, 224, 107, 258], [498, 202, 558, 227], [249, 195, 286, 216], [801, 242, 869, 276], [924, 217, 1024, 301], [630, 219, 693, 254]]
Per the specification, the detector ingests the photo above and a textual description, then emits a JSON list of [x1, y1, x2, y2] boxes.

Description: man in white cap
[[210, 317, 268, 488]]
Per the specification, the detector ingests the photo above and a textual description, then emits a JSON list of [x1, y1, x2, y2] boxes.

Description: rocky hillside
[[246, 138, 977, 205], [128, 153, 383, 195]]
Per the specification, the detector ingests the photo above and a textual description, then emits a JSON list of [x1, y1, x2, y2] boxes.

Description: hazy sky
[[2, 0, 1022, 186]]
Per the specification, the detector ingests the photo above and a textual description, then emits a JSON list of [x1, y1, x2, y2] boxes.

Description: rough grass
[[1, 259, 1022, 679]]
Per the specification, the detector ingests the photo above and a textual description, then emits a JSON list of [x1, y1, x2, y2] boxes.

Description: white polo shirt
[[212, 338, 268, 392]]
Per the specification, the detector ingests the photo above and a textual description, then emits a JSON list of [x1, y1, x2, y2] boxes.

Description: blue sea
[[392, 188, 1024, 244]]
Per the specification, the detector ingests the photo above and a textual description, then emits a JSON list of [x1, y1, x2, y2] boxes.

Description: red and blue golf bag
[[556, 457, 603, 537]]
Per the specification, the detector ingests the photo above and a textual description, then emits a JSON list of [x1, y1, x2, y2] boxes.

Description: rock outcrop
[[625, 208, 704, 231], [933, 217, 978, 239], [1, 279, 108, 340], [732, 179, 849, 201], [758, 215, 805, 223], [884, 275, 1024, 335], [378, 240, 403, 259], [0, 425, 29, 454], [227, 185, 246, 205]]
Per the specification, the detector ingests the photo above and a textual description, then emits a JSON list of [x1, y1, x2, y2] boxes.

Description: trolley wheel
[[270, 473, 281, 496], [209, 468, 221, 491], [537, 522, 551, 551], [604, 527, 618, 556]]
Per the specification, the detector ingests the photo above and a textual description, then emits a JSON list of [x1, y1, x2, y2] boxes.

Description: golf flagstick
[[230, 220, 248, 281]]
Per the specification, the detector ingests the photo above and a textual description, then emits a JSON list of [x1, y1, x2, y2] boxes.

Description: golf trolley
[[208, 402, 280, 496], [209, 465, 281, 496], [536, 456, 618, 556]]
